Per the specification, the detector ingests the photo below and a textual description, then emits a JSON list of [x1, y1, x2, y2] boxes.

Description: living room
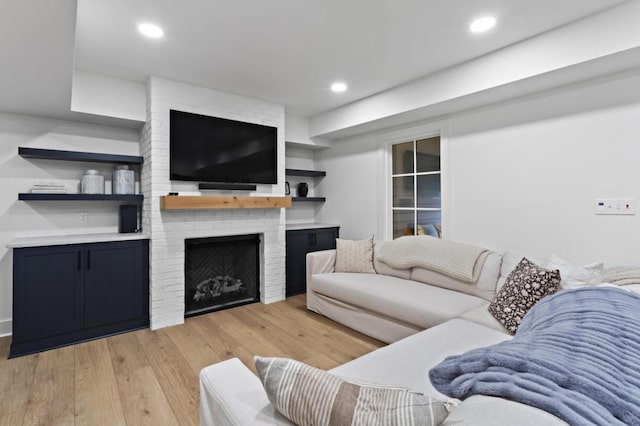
[[1, 0, 640, 424]]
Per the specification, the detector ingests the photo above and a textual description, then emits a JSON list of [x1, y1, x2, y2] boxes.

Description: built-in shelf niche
[[285, 168, 326, 204], [18, 146, 144, 202]]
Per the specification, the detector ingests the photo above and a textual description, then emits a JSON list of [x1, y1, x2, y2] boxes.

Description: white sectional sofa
[[306, 242, 507, 343], [199, 240, 639, 425]]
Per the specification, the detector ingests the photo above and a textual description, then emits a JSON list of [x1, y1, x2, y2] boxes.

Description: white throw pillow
[[544, 254, 603, 289]]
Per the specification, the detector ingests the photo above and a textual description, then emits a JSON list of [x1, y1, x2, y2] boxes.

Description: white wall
[[316, 134, 379, 239], [318, 71, 640, 264], [0, 112, 141, 336], [447, 72, 640, 264], [71, 70, 147, 122], [284, 113, 330, 149]]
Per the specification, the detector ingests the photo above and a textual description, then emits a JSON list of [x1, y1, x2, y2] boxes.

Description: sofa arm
[[199, 358, 292, 426], [306, 249, 336, 284]]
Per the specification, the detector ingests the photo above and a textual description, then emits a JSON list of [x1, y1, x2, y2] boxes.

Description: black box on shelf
[[119, 204, 138, 233]]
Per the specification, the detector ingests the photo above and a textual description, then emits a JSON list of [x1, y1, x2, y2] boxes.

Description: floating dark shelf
[[292, 197, 326, 202], [19, 193, 143, 202], [285, 169, 326, 177], [19, 147, 144, 165]]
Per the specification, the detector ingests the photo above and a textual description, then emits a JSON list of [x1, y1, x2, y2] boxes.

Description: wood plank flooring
[[0, 295, 384, 425]]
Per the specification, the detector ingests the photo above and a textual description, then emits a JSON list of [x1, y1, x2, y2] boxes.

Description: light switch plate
[[594, 198, 635, 215]]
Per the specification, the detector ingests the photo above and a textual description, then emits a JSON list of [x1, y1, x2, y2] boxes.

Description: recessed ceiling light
[[138, 22, 164, 39], [331, 82, 348, 93], [469, 16, 496, 34]]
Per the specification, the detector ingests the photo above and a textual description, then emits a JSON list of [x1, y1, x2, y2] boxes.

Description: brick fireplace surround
[[141, 76, 287, 330]]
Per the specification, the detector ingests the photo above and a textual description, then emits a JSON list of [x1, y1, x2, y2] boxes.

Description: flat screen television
[[170, 110, 277, 184]]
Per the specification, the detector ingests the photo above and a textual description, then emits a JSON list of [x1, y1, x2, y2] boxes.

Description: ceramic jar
[[81, 170, 104, 194], [297, 182, 309, 197], [112, 165, 135, 194]]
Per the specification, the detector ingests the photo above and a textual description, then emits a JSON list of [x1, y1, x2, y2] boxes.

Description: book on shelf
[[30, 188, 69, 193], [33, 181, 66, 187]]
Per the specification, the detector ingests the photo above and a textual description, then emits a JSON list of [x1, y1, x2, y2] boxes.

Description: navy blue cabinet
[[13, 245, 84, 341], [84, 241, 148, 328], [286, 227, 339, 297], [10, 239, 149, 358]]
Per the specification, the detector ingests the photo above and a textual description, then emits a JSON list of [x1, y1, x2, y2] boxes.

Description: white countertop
[[285, 222, 341, 231], [7, 232, 150, 248], [7, 225, 339, 247]]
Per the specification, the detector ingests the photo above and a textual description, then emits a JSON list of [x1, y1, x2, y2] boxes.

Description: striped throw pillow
[[255, 356, 449, 426]]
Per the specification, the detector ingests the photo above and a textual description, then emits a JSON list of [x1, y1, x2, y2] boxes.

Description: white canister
[[81, 170, 104, 194], [112, 165, 135, 194]]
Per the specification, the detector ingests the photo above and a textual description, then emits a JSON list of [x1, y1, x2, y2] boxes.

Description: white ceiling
[[0, 0, 629, 122]]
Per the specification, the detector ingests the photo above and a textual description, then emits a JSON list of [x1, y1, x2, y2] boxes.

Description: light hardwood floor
[[0, 295, 384, 425]]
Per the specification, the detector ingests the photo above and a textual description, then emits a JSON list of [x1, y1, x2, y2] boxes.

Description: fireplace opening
[[184, 234, 260, 317]]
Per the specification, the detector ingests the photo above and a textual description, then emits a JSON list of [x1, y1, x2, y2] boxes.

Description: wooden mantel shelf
[[160, 195, 292, 210]]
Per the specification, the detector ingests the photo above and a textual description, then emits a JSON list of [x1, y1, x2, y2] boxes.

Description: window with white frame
[[391, 136, 441, 239]]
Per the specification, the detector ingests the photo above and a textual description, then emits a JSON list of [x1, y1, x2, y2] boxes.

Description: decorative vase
[[112, 165, 135, 194], [81, 170, 104, 194], [297, 182, 309, 197]]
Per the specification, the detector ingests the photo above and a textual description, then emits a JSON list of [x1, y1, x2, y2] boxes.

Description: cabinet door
[[84, 240, 147, 328], [13, 245, 84, 341], [312, 227, 339, 252], [285, 230, 310, 297]]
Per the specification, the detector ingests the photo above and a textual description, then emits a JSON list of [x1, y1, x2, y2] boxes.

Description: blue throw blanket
[[429, 287, 640, 426]]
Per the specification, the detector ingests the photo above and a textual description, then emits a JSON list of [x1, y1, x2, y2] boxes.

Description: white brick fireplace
[[141, 76, 287, 330]]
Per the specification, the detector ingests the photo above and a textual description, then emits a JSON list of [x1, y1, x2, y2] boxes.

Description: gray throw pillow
[[254, 356, 449, 426]]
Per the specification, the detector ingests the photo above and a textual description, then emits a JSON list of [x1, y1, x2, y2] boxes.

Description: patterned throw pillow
[[254, 356, 449, 426], [334, 238, 376, 273], [488, 257, 561, 334]]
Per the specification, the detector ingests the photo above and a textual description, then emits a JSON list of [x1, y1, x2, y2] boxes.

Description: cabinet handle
[[86, 250, 91, 270], [78, 251, 82, 270]]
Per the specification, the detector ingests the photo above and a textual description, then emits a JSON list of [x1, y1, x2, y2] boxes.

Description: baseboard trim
[[0, 319, 12, 337]]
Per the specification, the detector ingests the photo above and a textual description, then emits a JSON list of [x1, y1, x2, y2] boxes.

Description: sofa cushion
[[311, 273, 486, 330], [459, 303, 507, 333], [410, 251, 502, 301], [254, 356, 449, 426], [331, 319, 511, 398], [488, 258, 560, 334], [373, 241, 412, 280], [441, 395, 568, 426], [334, 238, 376, 273]]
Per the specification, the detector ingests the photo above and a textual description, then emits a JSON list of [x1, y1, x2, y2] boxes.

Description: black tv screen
[[170, 110, 277, 184]]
